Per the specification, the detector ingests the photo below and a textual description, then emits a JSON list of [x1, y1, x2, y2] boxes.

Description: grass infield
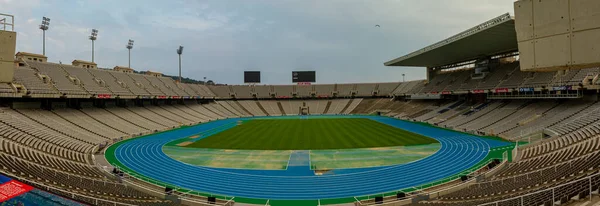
[[185, 118, 437, 150]]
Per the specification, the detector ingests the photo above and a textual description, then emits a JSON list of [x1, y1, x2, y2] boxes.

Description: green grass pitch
[[185, 118, 438, 150]]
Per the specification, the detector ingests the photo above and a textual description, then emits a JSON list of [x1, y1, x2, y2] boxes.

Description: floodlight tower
[[177, 46, 184, 82], [89, 29, 98, 62], [39, 17, 50, 56], [402, 73, 405, 82], [126, 39, 134, 68]]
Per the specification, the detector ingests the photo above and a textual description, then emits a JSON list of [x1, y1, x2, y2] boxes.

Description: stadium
[[0, 1, 600, 206]]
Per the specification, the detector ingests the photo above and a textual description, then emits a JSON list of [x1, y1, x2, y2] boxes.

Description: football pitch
[[185, 118, 437, 150]]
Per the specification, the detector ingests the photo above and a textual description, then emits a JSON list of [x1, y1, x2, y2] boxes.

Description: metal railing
[[0, 13, 14, 31], [487, 91, 583, 99], [472, 150, 598, 187], [112, 164, 235, 206], [479, 172, 599, 206], [354, 150, 511, 205]]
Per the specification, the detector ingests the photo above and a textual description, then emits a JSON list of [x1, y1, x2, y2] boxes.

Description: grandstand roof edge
[[384, 13, 517, 68]]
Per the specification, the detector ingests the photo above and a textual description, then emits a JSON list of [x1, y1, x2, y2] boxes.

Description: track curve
[[110, 116, 510, 200]]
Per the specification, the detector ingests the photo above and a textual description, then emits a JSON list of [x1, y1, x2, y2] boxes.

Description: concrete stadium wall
[[515, 0, 600, 72], [0, 30, 16, 83]]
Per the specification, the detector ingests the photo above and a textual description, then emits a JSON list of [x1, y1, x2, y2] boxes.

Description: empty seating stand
[[86, 68, 135, 97], [60, 64, 111, 95], [26, 61, 89, 97], [13, 67, 60, 97], [231, 85, 254, 98]]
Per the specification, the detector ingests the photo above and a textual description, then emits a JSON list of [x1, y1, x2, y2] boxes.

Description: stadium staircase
[[428, 100, 466, 120], [13, 109, 96, 146], [106, 72, 136, 95], [339, 99, 354, 114], [51, 110, 111, 140], [513, 101, 562, 128], [437, 106, 471, 124], [545, 101, 598, 129], [462, 101, 491, 116], [215, 101, 242, 116], [78, 109, 132, 134], [234, 100, 253, 115], [323, 101, 332, 114], [456, 101, 511, 128], [149, 106, 194, 123], [350, 98, 378, 113], [364, 98, 387, 113], [277, 101, 286, 115], [255, 101, 270, 116], [100, 108, 152, 131], [123, 108, 170, 128], [476, 101, 534, 131], [407, 109, 433, 119]]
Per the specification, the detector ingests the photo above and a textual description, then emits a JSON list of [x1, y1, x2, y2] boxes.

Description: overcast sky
[[2, 0, 513, 84]]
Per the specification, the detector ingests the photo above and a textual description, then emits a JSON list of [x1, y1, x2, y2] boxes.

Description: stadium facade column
[[0, 29, 16, 83], [426, 67, 435, 83]]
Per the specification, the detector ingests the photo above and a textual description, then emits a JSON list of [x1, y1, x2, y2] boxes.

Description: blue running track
[[111, 116, 510, 200]]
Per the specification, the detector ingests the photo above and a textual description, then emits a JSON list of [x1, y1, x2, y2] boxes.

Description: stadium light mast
[[89, 29, 98, 63], [39, 17, 50, 56], [402, 74, 405, 82], [126, 39, 134, 68], [177, 46, 184, 82]]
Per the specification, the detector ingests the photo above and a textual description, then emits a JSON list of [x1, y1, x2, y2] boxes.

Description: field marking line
[[285, 150, 293, 170], [308, 150, 312, 170]]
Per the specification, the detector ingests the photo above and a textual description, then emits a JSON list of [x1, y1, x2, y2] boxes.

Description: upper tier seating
[[336, 84, 354, 97], [296, 85, 313, 97], [254, 85, 272, 98], [157, 76, 190, 96], [86, 68, 134, 96], [144, 75, 177, 96], [12, 67, 58, 95], [127, 74, 165, 96], [231, 85, 254, 98], [197, 84, 216, 97], [521, 71, 556, 88], [209, 86, 232, 98], [273, 85, 294, 97], [355, 83, 376, 96], [109, 71, 151, 96], [496, 67, 531, 88], [181, 83, 201, 96], [314, 84, 334, 97], [477, 62, 517, 90], [26, 61, 88, 96], [442, 69, 472, 91], [377, 82, 400, 96], [393, 81, 422, 95], [60, 65, 111, 95]]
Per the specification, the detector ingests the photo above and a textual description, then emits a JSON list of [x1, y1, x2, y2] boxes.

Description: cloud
[[5, 0, 516, 84], [154, 14, 227, 32]]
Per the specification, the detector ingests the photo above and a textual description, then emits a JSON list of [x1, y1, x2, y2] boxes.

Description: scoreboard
[[292, 71, 316, 83], [244, 71, 261, 83]]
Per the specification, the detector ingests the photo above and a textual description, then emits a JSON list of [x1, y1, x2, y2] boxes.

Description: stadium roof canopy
[[384, 13, 518, 68]]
